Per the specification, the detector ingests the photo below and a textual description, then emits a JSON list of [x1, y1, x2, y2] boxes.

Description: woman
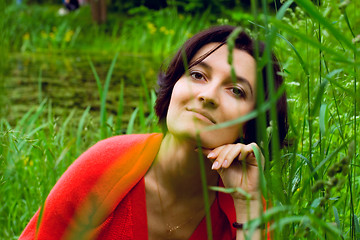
[[20, 25, 288, 240]]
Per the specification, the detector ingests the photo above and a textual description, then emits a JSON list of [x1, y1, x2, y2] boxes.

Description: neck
[[153, 133, 219, 198]]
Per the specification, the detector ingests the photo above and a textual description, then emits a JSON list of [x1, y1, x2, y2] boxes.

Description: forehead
[[192, 42, 255, 64], [190, 43, 257, 86]]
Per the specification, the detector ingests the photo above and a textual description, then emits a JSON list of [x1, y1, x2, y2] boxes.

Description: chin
[[197, 131, 237, 149], [167, 121, 240, 149]]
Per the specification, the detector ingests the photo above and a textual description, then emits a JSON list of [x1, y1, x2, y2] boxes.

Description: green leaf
[[100, 52, 119, 139], [208, 186, 252, 199], [311, 80, 328, 117], [76, 106, 90, 155], [355, 214, 360, 239], [88, 57, 102, 99], [126, 107, 139, 135], [319, 103, 328, 135], [116, 79, 124, 135], [332, 206, 341, 232]]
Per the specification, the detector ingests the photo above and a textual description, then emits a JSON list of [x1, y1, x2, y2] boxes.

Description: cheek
[[166, 80, 189, 127], [167, 79, 195, 109]]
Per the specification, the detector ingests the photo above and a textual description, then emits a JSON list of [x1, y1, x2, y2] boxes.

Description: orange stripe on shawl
[[63, 133, 163, 239]]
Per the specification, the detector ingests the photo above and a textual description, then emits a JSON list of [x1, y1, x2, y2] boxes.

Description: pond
[[4, 51, 163, 127]]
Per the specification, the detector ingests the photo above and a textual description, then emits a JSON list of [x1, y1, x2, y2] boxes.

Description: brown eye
[[190, 72, 205, 81], [231, 87, 246, 98]]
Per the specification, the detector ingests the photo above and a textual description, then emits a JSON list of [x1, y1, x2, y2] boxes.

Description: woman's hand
[[202, 143, 264, 200]]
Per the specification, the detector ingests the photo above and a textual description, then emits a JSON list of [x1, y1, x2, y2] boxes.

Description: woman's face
[[166, 43, 257, 148]]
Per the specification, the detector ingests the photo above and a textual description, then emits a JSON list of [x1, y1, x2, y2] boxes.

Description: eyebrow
[[192, 61, 254, 96]]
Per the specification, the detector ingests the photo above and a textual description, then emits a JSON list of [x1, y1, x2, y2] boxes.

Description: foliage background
[[1, 0, 359, 239]]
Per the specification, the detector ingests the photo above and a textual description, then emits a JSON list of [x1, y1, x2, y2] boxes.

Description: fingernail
[[212, 161, 218, 169], [223, 160, 228, 166], [207, 152, 215, 158]]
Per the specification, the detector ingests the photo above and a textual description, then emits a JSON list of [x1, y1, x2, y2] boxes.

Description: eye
[[230, 87, 246, 98], [190, 71, 206, 81]]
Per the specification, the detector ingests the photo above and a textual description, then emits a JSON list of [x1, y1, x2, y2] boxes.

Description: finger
[[197, 147, 213, 156], [239, 143, 259, 166], [206, 145, 226, 160], [212, 145, 234, 170], [222, 144, 244, 168]]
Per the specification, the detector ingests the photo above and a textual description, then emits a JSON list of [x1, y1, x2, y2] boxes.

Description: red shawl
[[19, 133, 268, 240]]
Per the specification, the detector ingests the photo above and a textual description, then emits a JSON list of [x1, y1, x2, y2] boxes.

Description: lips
[[186, 107, 216, 124]]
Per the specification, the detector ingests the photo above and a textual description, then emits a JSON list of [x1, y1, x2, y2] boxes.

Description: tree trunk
[[90, 0, 107, 24]]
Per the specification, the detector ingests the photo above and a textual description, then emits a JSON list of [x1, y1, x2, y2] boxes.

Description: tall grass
[[1, 0, 359, 239], [267, 0, 359, 238]]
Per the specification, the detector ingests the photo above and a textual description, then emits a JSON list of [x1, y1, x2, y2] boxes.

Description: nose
[[197, 84, 219, 108]]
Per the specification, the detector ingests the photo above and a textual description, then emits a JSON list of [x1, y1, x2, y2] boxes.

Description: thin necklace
[[154, 167, 205, 238]]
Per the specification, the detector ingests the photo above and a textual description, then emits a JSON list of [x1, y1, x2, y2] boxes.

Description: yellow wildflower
[[49, 32, 55, 40], [41, 31, 48, 39], [146, 22, 156, 34], [23, 33, 30, 41], [64, 30, 74, 42]]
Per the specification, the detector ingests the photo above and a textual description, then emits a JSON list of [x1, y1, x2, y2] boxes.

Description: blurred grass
[[1, 0, 360, 239], [3, 3, 213, 56]]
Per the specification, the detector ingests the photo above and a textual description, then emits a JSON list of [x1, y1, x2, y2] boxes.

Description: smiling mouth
[[186, 108, 217, 124]]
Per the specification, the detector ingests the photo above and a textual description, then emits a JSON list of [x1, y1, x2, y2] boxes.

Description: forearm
[[233, 198, 262, 240]]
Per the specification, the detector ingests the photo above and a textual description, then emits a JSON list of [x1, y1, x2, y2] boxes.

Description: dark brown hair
[[155, 25, 288, 147]]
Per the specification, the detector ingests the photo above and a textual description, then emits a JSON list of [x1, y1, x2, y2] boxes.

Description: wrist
[[233, 198, 262, 222], [230, 189, 261, 201]]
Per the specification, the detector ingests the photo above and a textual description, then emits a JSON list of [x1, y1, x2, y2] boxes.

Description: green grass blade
[[126, 107, 139, 135], [138, 95, 146, 132], [60, 109, 76, 146], [88, 56, 103, 99], [342, 9, 355, 38], [275, 0, 294, 20], [196, 134, 213, 240], [355, 214, 360, 239], [21, 99, 47, 134], [276, 33, 309, 75], [209, 186, 252, 199], [54, 138, 75, 168], [100, 52, 119, 139], [295, 139, 351, 200], [252, 145, 267, 198], [116, 79, 124, 135], [310, 80, 327, 117], [140, 74, 151, 110], [319, 103, 328, 136], [270, 18, 355, 65], [333, 206, 341, 232], [15, 107, 35, 131], [76, 106, 90, 155], [38, 68, 42, 104], [204, 84, 284, 139]]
